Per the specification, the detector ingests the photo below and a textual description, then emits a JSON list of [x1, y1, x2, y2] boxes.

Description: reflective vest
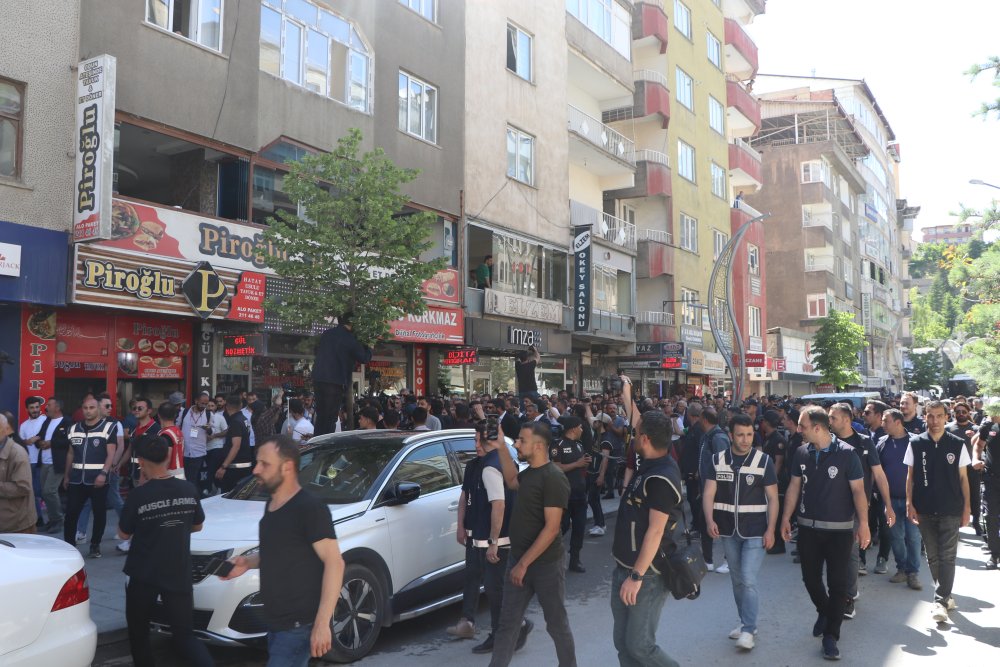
[[711, 448, 771, 538], [465, 450, 515, 548], [68, 419, 116, 485], [795, 436, 857, 531], [612, 453, 683, 573]]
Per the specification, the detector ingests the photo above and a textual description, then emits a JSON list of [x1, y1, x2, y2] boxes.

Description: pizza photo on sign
[[27, 311, 57, 340]]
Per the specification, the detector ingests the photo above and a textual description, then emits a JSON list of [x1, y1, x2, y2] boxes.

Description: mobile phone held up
[[206, 556, 235, 578], [486, 414, 499, 442]]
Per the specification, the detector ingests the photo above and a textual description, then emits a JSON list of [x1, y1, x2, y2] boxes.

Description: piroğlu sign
[[73, 55, 116, 242]]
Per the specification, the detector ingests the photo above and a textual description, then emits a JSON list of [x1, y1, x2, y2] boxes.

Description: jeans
[[889, 498, 922, 574], [125, 579, 213, 667], [796, 527, 854, 641], [38, 464, 63, 524], [64, 483, 107, 549], [721, 536, 766, 634], [984, 477, 1000, 558], [609, 566, 679, 667], [266, 623, 313, 667], [183, 456, 206, 496], [314, 382, 346, 437], [917, 514, 962, 604], [586, 477, 605, 528], [77, 471, 124, 538], [489, 557, 576, 667], [873, 496, 892, 561], [561, 490, 587, 563]]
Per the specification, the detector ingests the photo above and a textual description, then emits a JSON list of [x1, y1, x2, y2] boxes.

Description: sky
[[745, 0, 1000, 241]]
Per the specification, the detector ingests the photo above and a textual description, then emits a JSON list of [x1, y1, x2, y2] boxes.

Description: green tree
[[958, 339, 1000, 396], [905, 351, 944, 391], [811, 311, 867, 390], [968, 56, 1000, 118], [262, 128, 446, 346], [909, 292, 951, 347], [907, 242, 948, 279]]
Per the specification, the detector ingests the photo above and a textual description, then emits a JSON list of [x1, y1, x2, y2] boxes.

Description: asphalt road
[[92, 514, 1000, 666]]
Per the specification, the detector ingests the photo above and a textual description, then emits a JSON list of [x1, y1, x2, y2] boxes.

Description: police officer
[[946, 403, 981, 536], [551, 416, 590, 573], [215, 394, 253, 493], [973, 405, 1000, 569], [760, 411, 787, 554], [781, 406, 870, 661], [900, 392, 926, 435], [63, 396, 118, 558]]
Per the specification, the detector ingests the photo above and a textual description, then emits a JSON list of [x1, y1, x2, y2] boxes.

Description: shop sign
[[864, 203, 878, 222], [82, 258, 176, 299], [56, 311, 109, 357], [817, 383, 835, 393], [0, 241, 22, 277], [228, 272, 266, 323], [55, 360, 107, 378], [113, 316, 193, 356], [182, 262, 229, 320], [19, 308, 56, 423], [772, 357, 787, 372], [421, 268, 460, 305], [681, 325, 703, 347], [390, 307, 464, 344], [745, 352, 766, 368], [635, 342, 684, 359], [662, 356, 685, 370], [367, 360, 406, 379], [690, 349, 726, 376], [117, 352, 185, 379], [442, 348, 478, 366], [222, 333, 264, 357], [507, 326, 544, 349], [73, 55, 116, 243], [414, 345, 427, 393], [572, 226, 592, 332], [196, 325, 214, 391], [484, 288, 562, 325]]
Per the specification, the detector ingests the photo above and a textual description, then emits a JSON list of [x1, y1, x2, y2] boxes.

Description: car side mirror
[[384, 481, 421, 506]]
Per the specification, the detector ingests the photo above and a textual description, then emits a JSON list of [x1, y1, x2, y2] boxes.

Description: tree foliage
[[811, 311, 867, 390], [907, 241, 948, 279], [905, 350, 944, 392], [261, 128, 446, 346], [968, 56, 1000, 119], [909, 292, 950, 347]]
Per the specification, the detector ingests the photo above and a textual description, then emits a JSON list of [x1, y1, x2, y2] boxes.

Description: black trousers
[[219, 466, 251, 494], [64, 483, 106, 548], [183, 457, 206, 496], [125, 579, 213, 667], [586, 477, 605, 528], [872, 496, 892, 561], [686, 479, 714, 564], [314, 381, 346, 436], [770, 490, 786, 552], [561, 490, 587, 562], [796, 527, 854, 641], [460, 542, 509, 634], [981, 476, 1000, 558], [204, 449, 225, 495], [968, 467, 982, 531]]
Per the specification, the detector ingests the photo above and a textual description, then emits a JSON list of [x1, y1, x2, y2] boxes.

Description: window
[[710, 162, 726, 198], [259, 1, 371, 113], [146, 0, 223, 50], [708, 96, 725, 134], [801, 160, 824, 183], [507, 23, 532, 80], [713, 229, 729, 260], [748, 306, 762, 337], [566, 0, 631, 58], [399, 0, 436, 22], [807, 293, 828, 319], [506, 126, 534, 185], [707, 32, 722, 68], [676, 67, 694, 110], [398, 71, 438, 143], [677, 140, 695, 182], [681, 288, 699, 326], [448, 439, 478, 482], [673, 0, 692, 39], [621, 203, 636, 226], [0, 78, 24, 179], [679, 213, 698, 253], [748, 244, 760, 275], [388, 443, 455, 495]]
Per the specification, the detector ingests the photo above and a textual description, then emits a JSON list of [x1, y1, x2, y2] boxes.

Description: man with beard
[[224, 436, 345, 666], [946, 403, 981, 536], [900, 392, 926, 435]]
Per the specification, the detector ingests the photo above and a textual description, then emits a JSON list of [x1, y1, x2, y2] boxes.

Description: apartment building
[[921, 222, 974, 246]]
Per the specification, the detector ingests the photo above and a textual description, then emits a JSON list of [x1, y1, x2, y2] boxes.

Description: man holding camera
[[515, 345, 541, 408]]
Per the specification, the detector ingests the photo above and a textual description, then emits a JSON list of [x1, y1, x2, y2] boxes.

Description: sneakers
[[906, 573, 923, 591], [874, 557, 888, 574], [736, 632, 755, 650], [931, 603, 949, 623], [446, 618, 476, 639], [472, 634, 494, 654], [588, 525, 606, 537], [116, 540, 130, 554], [812, 614, 827, 638], [889, 570, 908, 584], [945, 597, 957, 611], [706, 562, 715, 572], [716, 562, 730, 574], [822, 635, 840, 660], [858, 562, 867, 576], [515, 619, 533, 651], [729, 625, 743, 640], [88, 545, 101, 559], [843, 599, 856, 619], [986, 558, 998, 570], [568, 561, 586, 573], [75, 532, 87, 545]]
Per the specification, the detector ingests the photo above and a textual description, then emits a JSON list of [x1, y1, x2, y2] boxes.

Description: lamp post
[[969, 178, 1000, 190]]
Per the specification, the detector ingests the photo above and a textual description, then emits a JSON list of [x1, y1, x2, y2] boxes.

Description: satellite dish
[[941, 340, 961, 365]]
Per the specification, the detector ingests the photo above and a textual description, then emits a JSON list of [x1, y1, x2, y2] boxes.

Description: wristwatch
[[628, 569, 643, 581], [487, 538, 498, 546]]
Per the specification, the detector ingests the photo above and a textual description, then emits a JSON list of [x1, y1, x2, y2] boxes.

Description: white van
[[800, 392, 882, 410]]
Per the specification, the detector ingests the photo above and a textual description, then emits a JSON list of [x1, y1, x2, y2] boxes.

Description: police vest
[[795, 437, 857, 531], [909, 431, 966, 517], [465, 450, 515, 547], [612, 453, 683, 573], [68, 419, 117, 485], [711, 448, 771, 538]]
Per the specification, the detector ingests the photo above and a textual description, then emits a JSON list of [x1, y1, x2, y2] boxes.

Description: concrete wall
[[0, 0, 79, 231]]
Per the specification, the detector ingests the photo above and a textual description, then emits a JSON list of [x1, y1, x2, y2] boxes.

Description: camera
[[486, 414, 499, 441]]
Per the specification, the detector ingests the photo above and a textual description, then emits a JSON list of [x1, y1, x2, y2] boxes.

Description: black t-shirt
[[259, 489, 337, 630], [550, 438, 587, 494], [843, 431, 881, 499], [119, 478, 204, 592], [945, 421, 975, 456], [979, 421, 1000, 471], [903, 416, 926, 435], [515, 359, 538, 393], [224, 411, 252, 464], [509, 463, 569, 564]]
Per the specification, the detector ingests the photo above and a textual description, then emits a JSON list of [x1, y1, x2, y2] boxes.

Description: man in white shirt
[[180, 392, 214, 495], [205, 396, 230, 495], [36, 397, 68, 533], [19, 396, 48, 528], [283, 399, 315, 443]]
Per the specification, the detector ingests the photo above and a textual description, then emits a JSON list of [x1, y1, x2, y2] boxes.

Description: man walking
[[180, 392, 213, 494], [900, 392, 926, 435], [18, 396, 47, 527], [905, 400, 971, 623], [224, 435, 345, 666], [973, 403, 1000, 569], [781, 406, 870, 661], [699, 408, 732, 573], [703, 414, 779, 651], [946, 403, 981, 536], [877, 409, 923, 588], [551, 415, 590, 573], [313, 314, 372, 435], [118, 436, 213, 667], [0, 413, 37, 533], [760, 411, 787, 554], [63, 397, 118, 558], [488, 422, 575, 667], [610, 374, 684, 667], [35, 397, 69, 533]]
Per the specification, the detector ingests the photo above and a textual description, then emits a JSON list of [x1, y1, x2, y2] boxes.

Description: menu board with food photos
[[421, 268, 460, 304], [113, 316, 192, 379]]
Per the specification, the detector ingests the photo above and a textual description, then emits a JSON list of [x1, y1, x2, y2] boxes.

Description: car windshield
[[224, 440, 403, 504]]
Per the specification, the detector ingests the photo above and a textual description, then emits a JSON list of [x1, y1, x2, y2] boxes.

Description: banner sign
[[572, 225, 592, 332], [0, 241, 22, 277], [772, 357, 787, 372], [19, 307, 56, 423], [745, 352, 766, 368], [681, 325, 704, 347], [484, 289, 562, 325], [635, 342, 684, 359], [390, 307, 464, 344], [442, 348, 478, 366], [421, 268, 460, 305], [222, 333, 265, 357], [413, 345, 427, 394], [73, 55, 116, 242]]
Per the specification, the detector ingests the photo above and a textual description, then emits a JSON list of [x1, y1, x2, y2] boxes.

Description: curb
[[97, 627, 129, 647]]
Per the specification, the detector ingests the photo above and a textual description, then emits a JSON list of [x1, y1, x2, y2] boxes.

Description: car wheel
[[323, 563, 386, 663]]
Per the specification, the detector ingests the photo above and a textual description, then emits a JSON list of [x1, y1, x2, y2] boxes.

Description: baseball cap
[[168, 391, 185, 406]]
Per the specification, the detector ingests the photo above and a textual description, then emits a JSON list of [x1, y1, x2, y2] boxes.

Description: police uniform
[[946, 420, 980, 535], [551, 437, 587, 569], [979, 420, 1000, 563], [710, 448, 773, 538], [63, 418, 117, 550]]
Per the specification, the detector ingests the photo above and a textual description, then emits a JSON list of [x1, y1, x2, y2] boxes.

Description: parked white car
[[166, 429, 499, 663], [0, 534, 97, 666]]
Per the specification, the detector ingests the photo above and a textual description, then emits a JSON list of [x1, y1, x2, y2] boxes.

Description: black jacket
[[312, 325, 373, 385]]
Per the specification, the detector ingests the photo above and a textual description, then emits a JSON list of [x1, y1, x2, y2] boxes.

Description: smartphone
[[486, 414, 499, 441], [206, 557, 235, 578]]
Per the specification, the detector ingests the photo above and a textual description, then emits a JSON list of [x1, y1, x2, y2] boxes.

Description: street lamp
[[969, 179, 1000, 190]]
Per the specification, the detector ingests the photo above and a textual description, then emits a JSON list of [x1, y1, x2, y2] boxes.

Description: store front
[[618, 342, 688, 399], [688, 348, 727, 399], [462, 317, 573, 396]]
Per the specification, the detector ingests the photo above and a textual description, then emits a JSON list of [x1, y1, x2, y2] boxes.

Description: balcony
[[568, 307, 637, 341], [805, 254, 836, 274], [726, 77, 761, 138], [606, 149, 672, 200], [567, 104, 637, 179], [637, 228, 675, 278], [566, 12, 634, 103], [637, 310, 675, 325], [604, 70, 671, 129], [728, 138, 762, 193], [901, 246, 912, 259], [723, 18, 758, 79], [632, 0, 668, 52], [569, 200, 637, 253], [722, 0, 767, 25], [874, 283, 890, 304]]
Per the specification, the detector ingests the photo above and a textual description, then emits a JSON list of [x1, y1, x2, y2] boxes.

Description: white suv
[[160, 429, 485, 663]]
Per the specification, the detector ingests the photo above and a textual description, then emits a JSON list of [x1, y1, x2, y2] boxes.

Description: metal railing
[[634, 69, 670, 90], [641, 228, 673, 245], [567, 104, 636, 165], [635, 148, 670, 167], [732, 137, 762, 162], [569, 200, 637, 251], [805, 255, 836, 273], [637, 310, 675, 325]]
